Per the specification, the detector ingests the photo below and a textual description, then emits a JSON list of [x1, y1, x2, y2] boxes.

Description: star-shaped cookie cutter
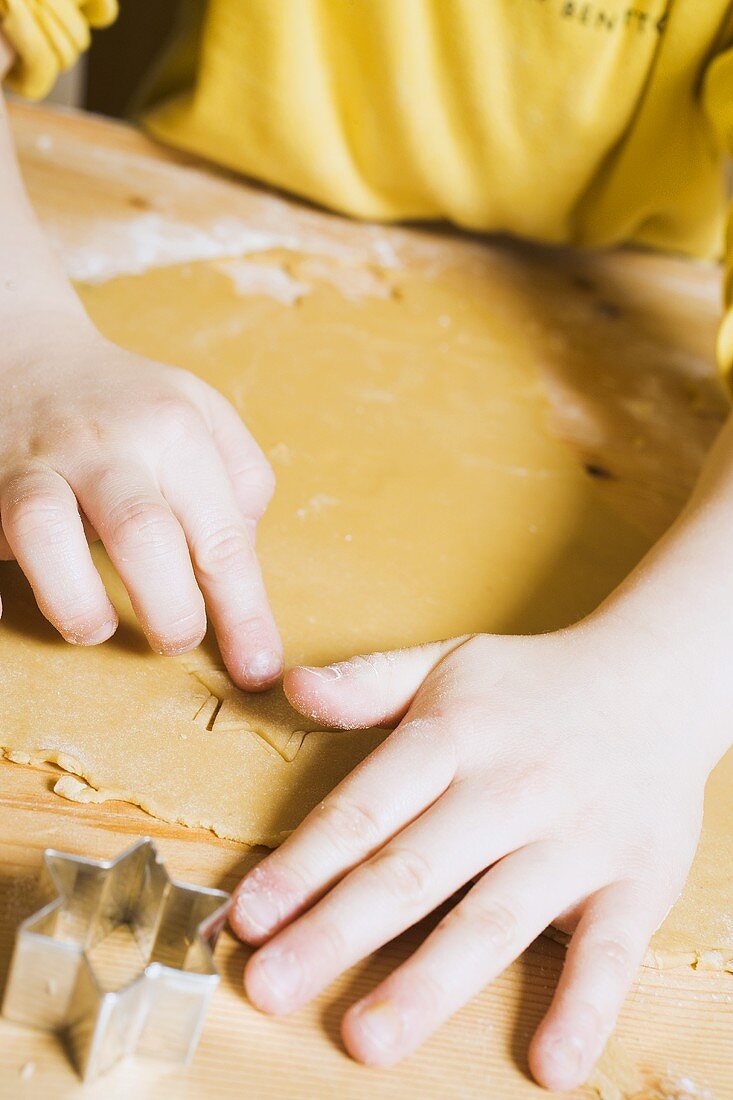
[[2, 837, 231, 1081]]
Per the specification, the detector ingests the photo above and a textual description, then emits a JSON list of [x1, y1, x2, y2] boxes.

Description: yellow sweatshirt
[[5, 1, 733, 378]]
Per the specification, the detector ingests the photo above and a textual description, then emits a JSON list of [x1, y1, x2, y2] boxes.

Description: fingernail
[[301, 665, 342, 680], [234, 885, 281, 936], [253, 949, 303, 1002], [354, 1000, 403, 1051], [245, 650, 282, 682]]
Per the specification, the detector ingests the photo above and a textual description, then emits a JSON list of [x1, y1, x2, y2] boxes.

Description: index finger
[[158, 436, 282, 690], [230, 714, 455, 944], [175, 375, 276, 535]]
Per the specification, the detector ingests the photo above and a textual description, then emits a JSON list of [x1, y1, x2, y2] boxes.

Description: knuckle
[[314, 796, 383, 855], [445, 899, 519, 951], [311, 918, 348, 962], [226, 610, 270, 644], [155, 394, 204, 442], [586, 933, 635, 980], [341, 651, 391, 681], [367, 846, 432, 903], [3, 488, 69, 545], [195, 525, 251, 577], [405, 968, 445, 1012], [377, 967, 445, 1016], [106, 498, 175, 557], [46, 419, 105, 453]]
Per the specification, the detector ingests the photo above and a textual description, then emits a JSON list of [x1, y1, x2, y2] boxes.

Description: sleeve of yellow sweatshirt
[[704, 32, 733, 393], [0, 0, 117, 100]]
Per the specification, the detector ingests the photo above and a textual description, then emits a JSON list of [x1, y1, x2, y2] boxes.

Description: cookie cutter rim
[[2, 836, 231, 1081]]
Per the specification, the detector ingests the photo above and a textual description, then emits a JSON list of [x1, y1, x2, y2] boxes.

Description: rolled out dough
[[1, 126, 731, 977]]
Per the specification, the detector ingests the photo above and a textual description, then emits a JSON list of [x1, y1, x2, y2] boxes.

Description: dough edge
[[4, 746, 732, 975], [0, 746, 293, 848]]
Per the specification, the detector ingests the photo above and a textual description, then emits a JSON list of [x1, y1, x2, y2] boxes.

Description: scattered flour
[[268, 442, 295, 465], [215, 259, 311, 304], [56, 214, 296, 284], [296, 494, 340, 519], [296, 256, 396, 301]]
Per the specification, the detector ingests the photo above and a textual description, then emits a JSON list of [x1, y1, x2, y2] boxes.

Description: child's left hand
[[229, 623, 715, 1091]]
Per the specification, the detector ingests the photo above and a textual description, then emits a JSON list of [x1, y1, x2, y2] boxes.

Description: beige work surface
[[0, 104, 731, 1098]]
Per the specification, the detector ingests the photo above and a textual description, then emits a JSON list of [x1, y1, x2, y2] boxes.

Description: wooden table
[[0, 103, 731, 1099]]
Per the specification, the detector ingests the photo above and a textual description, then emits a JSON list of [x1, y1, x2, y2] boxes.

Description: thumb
[[283, 636, 473, 729]]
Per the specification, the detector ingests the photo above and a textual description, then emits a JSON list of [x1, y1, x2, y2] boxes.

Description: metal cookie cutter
[[2, 837, 231, 1081]]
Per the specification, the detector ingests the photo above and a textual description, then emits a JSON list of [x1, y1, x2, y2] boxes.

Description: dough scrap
[[53, 775, 110, 805]]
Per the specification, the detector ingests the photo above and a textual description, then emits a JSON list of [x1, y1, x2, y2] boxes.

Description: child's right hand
[[0, 323, 283, 689]]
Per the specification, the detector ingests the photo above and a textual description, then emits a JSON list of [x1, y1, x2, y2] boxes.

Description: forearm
[[0, 51, 90, 350], [592, 410, 733, 766]]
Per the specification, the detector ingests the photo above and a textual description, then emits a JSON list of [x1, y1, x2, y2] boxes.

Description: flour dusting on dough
[[296, 494, 340, 519], [269, 442, 294, 465], [215, 259, 311, 304], [295, 256, 396, 301], [55, 214, 296, 284]]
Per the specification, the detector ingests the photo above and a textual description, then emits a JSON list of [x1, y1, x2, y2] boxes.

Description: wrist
[[580, 587, 733, 774], [0, 281, 95, 366]]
